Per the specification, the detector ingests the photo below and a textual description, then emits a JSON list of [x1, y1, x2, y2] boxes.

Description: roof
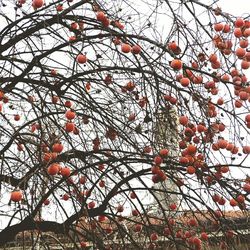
[[2, 210, 249, 249]]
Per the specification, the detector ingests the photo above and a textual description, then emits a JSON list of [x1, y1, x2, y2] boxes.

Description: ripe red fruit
[[64, 100, 72, 108], [169, 96, 177, 105], [245, 114, 250, 122], [186, 165, 196, 174], [10, 191, 22, 202], [163, 227, 171, 236], [62, 194, 69, 201], [79, 176, 87, 184], [184, 231, 192, 239], [214, 23, 224, 32], [32, 0, 44, 9], [143, 146, 152, 154], [157, 170, 167, 181], [52, 96, 59, 104], [218, 123, 226, 131], [229, 198, 238, 207], [217, 139, 228, 149], [175, 230, 182, 238], [97, 164, 104, 171], [147, 243, 156, 250], [133, 224, 142, 232], [179, 115, 188, 126], [43, 152, 57, 162], [130, 192, 137, 199], [241, 60, 250, 70], [159, 148, 169, 157], [184, 126, 194, 136], [106, 226, 113, 234], [209, 54, 218, 63], [179, 156, 189, 165], [226, 143, 234, 151], [217, 97, 224, 105], [235, 18, 244, 28], [47, 163, 60, 175], [80, 242, 88, 248], [68, 36, 76, 43], [51, 69, 57, 76], [128, 113, 136, 121], [56, 4, 63, 11], [88, 201, 96, 209], [96, 11, 106, 22], [226, 230, 235, 239], [243, 28, 250, 37], [235, 99, 243, 108], [235, 47, 246, 58], [132, 209, 139, 216], [101, 17, 110, 27], [231, 146, 239, 154], [151, 165, 160, 174], [126, 81, 135, 91], [239, 39, 248, 48], [154, 155, 163, 165], [150, 233, 158, 241], [65, 110, 76, 120], [60, 167, 71, 177], [220, 165, 229, 173], [197, 124, 206, 133], [234, 28, 242, 37], [98, 215, 106, 222], [43, 199, 50, 205], [65, 122, 75, 132], [169, 203, 177, 210], [71, 22, 78, 30], [168, 41, 178, 51], [117, 205, 124, 213], [236, 194, 245, 203], [99, 180, 105, 188], [14, 114, 20, 121], [193, 237, 201, 246], [188, 218, 198, 227], [192, 136, 200, 144], [200, 232, 208, 241], [170, 59, 182, 70], [121, 43, 131, 53], [131, 45, 141, 54], [113, 37, 121, 45], [52, 143, 63, 153], [211, 61, 221, 69], [186, 144, 197, 155], [245, 52, 250, 62], [76, 54, 87, 64], [239, 91, 249, 101], [113, 20, 124, 29], [243, 183, 250, 193], [223, 23, 230, 33]]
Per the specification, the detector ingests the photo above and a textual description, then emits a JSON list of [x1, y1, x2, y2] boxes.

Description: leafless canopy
[[0, 0, 249, 249]]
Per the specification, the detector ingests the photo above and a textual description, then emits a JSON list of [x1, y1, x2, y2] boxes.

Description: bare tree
[[0, 0, 249, 249]]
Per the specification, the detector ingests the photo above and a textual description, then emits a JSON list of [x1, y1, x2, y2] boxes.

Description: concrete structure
[[149, 108, 179, 215]]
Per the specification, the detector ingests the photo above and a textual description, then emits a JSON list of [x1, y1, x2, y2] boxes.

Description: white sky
[[215, 0, 250, 16]]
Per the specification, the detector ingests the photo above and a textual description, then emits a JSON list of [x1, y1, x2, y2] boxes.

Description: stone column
[[150, 108, 179, 215]]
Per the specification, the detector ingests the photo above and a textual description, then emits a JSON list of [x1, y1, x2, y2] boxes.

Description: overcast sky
[[216, 0, 250, 16]]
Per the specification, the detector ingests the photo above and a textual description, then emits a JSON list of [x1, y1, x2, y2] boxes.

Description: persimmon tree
[[0, 0, 249, 249]]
